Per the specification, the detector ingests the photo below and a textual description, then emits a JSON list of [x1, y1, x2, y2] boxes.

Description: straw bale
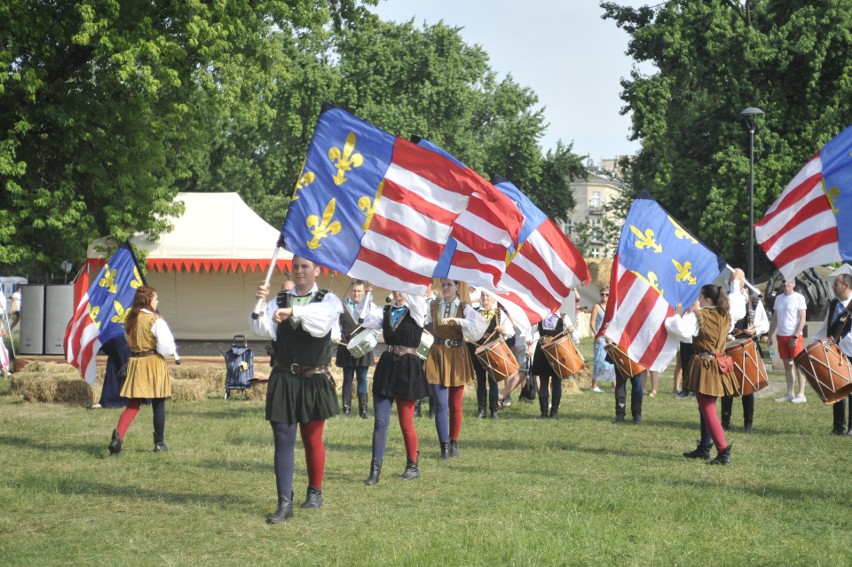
[[170, 379, 207, 403], [19, 361, 77, 374], [244, 380, 268, 401], [170, 365, 225, 394], [11, 372, 95, 405]]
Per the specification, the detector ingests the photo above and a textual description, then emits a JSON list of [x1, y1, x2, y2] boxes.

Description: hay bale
[[19, 361, 77, 374], [170, 365, 225, 394], [170, 378, 207, 403], [244, 380, 268, 401], [10, 372, 95, 405]]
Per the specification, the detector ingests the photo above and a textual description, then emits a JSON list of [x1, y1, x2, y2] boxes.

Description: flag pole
[[251, 247, 281, 320], [724, 264, 761, 296]]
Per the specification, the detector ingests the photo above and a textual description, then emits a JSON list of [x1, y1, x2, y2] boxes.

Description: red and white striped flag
[[755, 125, 852, 280]]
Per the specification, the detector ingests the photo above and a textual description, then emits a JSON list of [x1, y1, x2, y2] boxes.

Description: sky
[[371, 0, 654, 164]]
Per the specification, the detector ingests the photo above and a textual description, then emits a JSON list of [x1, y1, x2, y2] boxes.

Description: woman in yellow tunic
[[665, 284, 738, 465], [425, 280, 486, 459], [108, 286, 177, 455]]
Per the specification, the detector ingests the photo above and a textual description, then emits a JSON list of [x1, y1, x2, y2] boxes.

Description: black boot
[[439, 441, 449, 460], [343, 390, 352, 417], [153, 432, 169, 452], [108, 429, 122, 455], [614, 377, 627, 424], [539, 394, 549, 419], [550, 407, 559, 420], [631, 392, 643, 424], [414, 399, 422, 418], [401, 453, 420, 480], [449, 440, 459, 458], [742, 393, 755, 433], [477, 402, 487, 419], [266, 495, 294, 524], [358, 393, 369, 419], [707, 444, 732, 466], [720, 396, 733, 431], [683, 442, 712, 459], [300, 486, 323, 509], [831, 399, 847, 435], [489, 395, 499, 419], [365, 459, 382, 486]]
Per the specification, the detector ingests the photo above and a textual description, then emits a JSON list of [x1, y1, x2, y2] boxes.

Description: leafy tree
[[602, 0, 852, 278], [0, 0, 373, 275]]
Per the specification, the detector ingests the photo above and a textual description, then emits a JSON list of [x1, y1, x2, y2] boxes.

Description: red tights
[[449, 385, 464, 441], [396, 399, 419, 461], [696, 393, 728, 450], [300, 420, 326, 489], [117, 399, 142, 440]]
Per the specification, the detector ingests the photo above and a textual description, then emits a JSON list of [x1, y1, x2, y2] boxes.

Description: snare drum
[[474, 338, 519, 382], [416, 330, 434, 361], [541, 334, 584, 379], [725, 337, 768, 397], [347, 329, 379, 359], [604, 343, 645, 378], [794, 338, 852, 404]]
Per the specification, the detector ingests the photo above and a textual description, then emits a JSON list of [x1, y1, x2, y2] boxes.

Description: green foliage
[[602, 0, 852, 278]]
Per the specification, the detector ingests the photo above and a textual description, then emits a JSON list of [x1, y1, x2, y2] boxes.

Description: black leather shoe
[[365, 459, 382, 485], [266, 496, 294, 524], [744, 422, 754, 433], [108, 429, 122, 455], [632, 415, 642, 424], [300, 486, 323, 509], [830, 427, 846, 435], [343, 405, 351, 417], [439, 442, 449, 460], [154, 442, 170, 452], [612, 414, 625, 424], [683, 442, 711, 459], [401, 454, 420, 480], [477, 407, 486, 419], [449, 440, 459, 458], [707, 444, 732, 466]]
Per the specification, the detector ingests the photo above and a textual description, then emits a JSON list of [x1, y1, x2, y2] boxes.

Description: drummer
[[529, 311, 580, 419], [722, 269, 769, 433], [359, 291, 431, 483], [425, 279, 487, 460], [469, 290, 515, 419], [812, 274, 852, 436]]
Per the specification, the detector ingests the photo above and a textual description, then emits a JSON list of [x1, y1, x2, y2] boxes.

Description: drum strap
[[829, 299, 852, 343]]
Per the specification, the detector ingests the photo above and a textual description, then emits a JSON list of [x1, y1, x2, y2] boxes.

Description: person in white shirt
[[529, 312, 580, 419], [721, 269, 770, 432], [767, 279, 808, 403], [812, 274, 852, 435], [469, 291, 515, 419]]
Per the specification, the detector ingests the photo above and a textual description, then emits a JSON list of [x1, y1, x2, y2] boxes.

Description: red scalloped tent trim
[[85, 258, 334, 275]]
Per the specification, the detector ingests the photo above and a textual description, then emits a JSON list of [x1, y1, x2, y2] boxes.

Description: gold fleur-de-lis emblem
[[825, 181, 840, 214], [328, 131, 363, 186], [632, 271, 664, 296], [672, 259, 697, 285], [505, 242, 524, 266], [306, 199, 342, 249], [292, 171, 316, 202], [358, 181, 384, 231], [668, 216, 697, 244], [111, 301, 128, 324], [99, 265, 118, 293], [131, 267, 143, 289], [87, 304, 101, 329], [630, 225, 662, 253]]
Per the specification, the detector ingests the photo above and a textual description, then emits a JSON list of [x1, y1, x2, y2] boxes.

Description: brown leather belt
[[275, 363, 330, 375], [387, 345, 418, 356], [130, 350, 157, 358]]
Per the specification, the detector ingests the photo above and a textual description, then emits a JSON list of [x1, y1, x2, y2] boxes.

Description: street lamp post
[[740, 106, 764, 284]]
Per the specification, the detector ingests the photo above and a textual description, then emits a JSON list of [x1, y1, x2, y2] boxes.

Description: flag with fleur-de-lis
[[600, 192, 725, 372], [278, 104, 524, 295], [64, 242, 146, 384]]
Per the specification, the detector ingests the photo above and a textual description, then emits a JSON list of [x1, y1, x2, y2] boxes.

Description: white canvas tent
[[86, 192, 300, 340]]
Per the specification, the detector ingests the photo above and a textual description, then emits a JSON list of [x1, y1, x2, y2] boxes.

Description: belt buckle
[[443, 339, 454, 347], [289, 363, 300, 374]]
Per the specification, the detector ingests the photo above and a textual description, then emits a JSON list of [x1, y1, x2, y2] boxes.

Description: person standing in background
[[589, 287, 615, 393], [335, 280, 375, 418], [767, 279, 808, 404]]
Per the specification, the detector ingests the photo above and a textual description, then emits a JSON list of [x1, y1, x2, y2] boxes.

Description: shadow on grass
[[666, 476, 841, 504], [0, 434, 104, 457]]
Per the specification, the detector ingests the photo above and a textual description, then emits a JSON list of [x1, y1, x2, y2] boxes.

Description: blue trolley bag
[[218, 335, 254, 399]]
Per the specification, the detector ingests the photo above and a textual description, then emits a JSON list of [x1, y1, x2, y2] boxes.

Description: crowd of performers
[[95, 254, 841, 525]]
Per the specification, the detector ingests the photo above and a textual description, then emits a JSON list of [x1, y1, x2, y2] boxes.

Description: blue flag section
[[280, 105, 395, 273], [89, 243, 146, 344], [492, 177, 548, 248], [619, 192, 726, 310], [821, 125, 852, 259]]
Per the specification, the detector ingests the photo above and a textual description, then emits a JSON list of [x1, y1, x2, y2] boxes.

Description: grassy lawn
[[0, 339, 849, 566]]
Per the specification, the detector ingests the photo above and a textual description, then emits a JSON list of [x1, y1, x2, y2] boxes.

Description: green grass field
[[1, 342, 850, 566]]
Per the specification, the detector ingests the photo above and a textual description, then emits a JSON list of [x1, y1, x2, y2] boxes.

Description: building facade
[[559, 169, 625, 260]]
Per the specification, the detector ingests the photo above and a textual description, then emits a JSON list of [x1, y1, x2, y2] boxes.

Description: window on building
[[590, 191, 601, 209], [563, 219, 572, 235], [590, 217, 602, 242]]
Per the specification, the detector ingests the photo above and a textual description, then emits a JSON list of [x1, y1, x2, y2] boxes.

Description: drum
[[794, 338, 852, 404], [724, 337, 768, 397], [347, 329, 378, 359], [541, 334, 584, 379], [474, 338, 519, 382], [604, 343, 645, 378], [416, 330, 434, 361]]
